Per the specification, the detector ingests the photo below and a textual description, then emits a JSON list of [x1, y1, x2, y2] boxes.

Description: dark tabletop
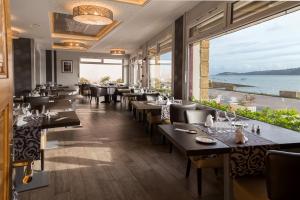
[[47, 99, 74, 111], [159, 119, 300, 156], [41, 111, 80, 129], [158, 124, 230, 156]]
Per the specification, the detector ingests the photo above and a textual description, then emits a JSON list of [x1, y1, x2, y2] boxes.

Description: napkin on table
[[235, 127, 248, 144]]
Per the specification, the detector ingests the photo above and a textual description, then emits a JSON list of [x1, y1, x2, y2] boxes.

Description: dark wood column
[[13, 38, 33, 96], [46, 50, 52, 83], [173, 16, 184, 99]]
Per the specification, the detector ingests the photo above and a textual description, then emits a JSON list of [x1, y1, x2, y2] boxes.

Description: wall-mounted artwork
[[61, 60, 73, 73], [0, 0, 8, 78]]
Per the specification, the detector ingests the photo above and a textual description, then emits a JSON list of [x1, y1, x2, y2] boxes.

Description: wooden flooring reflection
[[20, 101, 223, 200]]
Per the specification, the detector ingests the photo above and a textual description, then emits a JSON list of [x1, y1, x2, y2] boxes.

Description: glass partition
[[149, 51, 172, 94]]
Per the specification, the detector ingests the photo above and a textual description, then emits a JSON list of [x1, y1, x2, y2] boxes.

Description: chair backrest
[[89, 87, 99, 97], [25, 96, 49, 110], [145, 93, 159, 101], [265, 150, 300, 200], [136, 94, 146, 101], [99, 87, 108, 96], [169, 103, 197, 123], [185, 109, 216, 124]]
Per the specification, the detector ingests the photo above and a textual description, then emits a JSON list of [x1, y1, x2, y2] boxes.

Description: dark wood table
[[158, 121, 300, 200], [40, 111, 80, 169], [46, 99, 74, 111], [14, 111, 81, 192], [41, 111, 80, 129]]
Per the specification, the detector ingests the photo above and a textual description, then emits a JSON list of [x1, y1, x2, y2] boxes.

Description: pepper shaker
[[256, 125, 260, 134]]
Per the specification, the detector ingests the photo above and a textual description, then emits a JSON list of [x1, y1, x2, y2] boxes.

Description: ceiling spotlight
[[73, 5, 113, 25], [110, 48, 125, 55]]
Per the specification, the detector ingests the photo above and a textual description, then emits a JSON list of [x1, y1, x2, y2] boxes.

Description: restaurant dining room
[[2, 0, 300, 200]]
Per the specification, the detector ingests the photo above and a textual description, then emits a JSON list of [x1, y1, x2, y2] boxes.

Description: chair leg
[[149, 124, 153, 137], [186, 158, 191, 178], [197, 168, 202, 196], [169, 143, 173, 153]]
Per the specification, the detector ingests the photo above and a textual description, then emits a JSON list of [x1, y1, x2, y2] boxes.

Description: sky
[[80, 64, 122, 83], [210, 10, 300, 75]]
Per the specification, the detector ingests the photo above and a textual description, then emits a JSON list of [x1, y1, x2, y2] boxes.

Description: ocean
[[210, 75, 300, 96]]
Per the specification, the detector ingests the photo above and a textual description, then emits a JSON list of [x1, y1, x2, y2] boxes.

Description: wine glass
[[22, 103, 29, 115], [225, 111, 237, 133], [216, 111, 227, 132]]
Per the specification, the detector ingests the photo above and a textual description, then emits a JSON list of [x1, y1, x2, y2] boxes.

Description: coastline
[[210, 80, 300, 100], [209, 88, 300, 112], [210, 81, 253, 88]]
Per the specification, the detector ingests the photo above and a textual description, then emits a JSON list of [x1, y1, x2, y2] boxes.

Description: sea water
[[210, 75, 300, 96]]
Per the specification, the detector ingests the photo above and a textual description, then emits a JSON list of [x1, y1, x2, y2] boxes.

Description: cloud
[[209, 10, 300, 74]]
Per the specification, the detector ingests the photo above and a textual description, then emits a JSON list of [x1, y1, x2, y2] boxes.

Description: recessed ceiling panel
[[114, 0, 148, 6], [50, 12, 120, 42]]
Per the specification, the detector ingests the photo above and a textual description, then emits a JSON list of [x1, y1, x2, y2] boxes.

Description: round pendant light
[[110, 48, 125, 55], [73, 5, 113, 25]]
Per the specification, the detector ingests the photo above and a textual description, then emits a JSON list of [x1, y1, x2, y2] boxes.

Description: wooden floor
[[20, 100, 223, 200]]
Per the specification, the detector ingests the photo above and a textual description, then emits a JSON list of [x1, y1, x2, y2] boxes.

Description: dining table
[[13, 110, 81, 192], [158, 118, 300, 200], [131, 100, 191, 121]]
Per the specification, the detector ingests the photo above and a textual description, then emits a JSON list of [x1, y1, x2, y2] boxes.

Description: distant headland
[[216, 67, 300, 75]]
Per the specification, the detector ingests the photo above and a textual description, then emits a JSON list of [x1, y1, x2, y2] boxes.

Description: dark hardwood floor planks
[[19, 101, 223, 200]]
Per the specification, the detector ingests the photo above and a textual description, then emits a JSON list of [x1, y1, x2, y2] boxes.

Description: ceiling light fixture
[[110, 48, 125, 55], [63, 41, 87, 49], [73, 5, 113, 25], [53, 41, 88, 51]]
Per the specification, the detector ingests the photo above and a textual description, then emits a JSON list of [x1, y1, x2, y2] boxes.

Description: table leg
[[40, 129, 47, 171], [41, 150, 44, 171], [224, 154, 233, 200]]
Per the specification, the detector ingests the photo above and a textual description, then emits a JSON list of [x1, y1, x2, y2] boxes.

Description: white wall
[[56, 50, 129, 87]]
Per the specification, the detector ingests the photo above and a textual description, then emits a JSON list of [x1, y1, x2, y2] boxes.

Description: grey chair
[[90, 87, 108, 104], [185, 109, 223, 196], [25, 96, 50, 111], [80, 84, 91, 99], [169, 103, 197, 124], [185, 109, 216, 124], [145, 93, 160, 101], [89, 86, 100, 104], [168, 103, 197, 153], [266, 150, 300, 200]]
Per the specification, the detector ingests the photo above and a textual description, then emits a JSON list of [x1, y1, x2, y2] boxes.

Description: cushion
[[233, 176, 268, 200]]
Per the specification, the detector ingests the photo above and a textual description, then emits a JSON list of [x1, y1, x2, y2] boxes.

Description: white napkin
[[16, 116, 28, 127], [158, 96, 163, 101], [235, 127, 248, 144], [205, 114, 214, 127], [166, 99, 171, 105]]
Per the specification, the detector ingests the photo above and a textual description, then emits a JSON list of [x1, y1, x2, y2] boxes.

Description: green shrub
[[197, 100, 300, 132]]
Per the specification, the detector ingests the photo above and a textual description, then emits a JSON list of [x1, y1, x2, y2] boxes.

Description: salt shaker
[[251, 124, 255, 133]]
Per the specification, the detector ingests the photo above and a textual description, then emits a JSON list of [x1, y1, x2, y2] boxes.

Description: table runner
[[197, 126, 279, 177], [13, 117, 42, 161]]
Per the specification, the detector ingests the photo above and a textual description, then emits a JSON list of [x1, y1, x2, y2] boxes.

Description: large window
[[79, 58, 123, 84], [149, 52, 172, 94]]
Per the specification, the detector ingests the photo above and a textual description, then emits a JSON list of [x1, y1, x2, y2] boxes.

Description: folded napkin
[[235, 127, 248, 144], [205, 114, 214, 127], [16, 116, 28, 127]]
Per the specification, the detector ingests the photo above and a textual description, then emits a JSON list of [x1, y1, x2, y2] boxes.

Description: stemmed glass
[[21, 103, 31, 115], [216, 111, 227, 133], [225, 111, 237, 133]]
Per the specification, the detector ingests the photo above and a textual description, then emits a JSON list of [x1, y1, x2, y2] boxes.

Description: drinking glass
[[216, 111, 227, 132], [225, 111, 237, 133], [22, 103, 30, 115]]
